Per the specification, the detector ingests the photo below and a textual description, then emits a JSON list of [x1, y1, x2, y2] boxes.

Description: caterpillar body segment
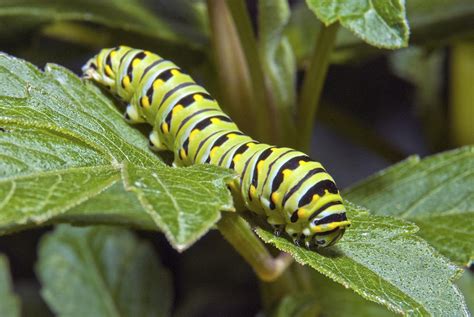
[[83, 46, 350, 248]]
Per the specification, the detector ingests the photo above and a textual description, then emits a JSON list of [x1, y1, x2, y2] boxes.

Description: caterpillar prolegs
[[83, 46, 350, 248]]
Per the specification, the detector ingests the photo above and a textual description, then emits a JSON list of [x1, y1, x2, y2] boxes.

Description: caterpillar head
[[82, 46, 129, 89], [286, 208, 350, 249]]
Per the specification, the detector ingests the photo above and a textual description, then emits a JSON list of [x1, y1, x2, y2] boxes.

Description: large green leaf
[[0, 254, 20, 317], [37, 225, 172, 317], [0, 52, 235, 250], [0, 0, 205, 46], [345, 147, 474, 265], [256, 204, 469, 316], [305, 0, 409, 49]]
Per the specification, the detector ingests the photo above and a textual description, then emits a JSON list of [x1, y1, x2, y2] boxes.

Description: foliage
[[0, 0, 473, 316]]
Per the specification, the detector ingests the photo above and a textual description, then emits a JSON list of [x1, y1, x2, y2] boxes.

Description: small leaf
[[124, 163, 235, 251], [305, 0, 409, 49], [0, 254, 21, 317], [37, 225, 172, 317], [256, 204, 469, 316], [345, 146, 474, 265]]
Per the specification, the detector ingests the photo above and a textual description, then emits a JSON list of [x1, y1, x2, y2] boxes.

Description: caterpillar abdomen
[[83, 46, 350, 248]]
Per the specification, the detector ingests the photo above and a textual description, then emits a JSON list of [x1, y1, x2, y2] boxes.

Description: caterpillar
[[82, 46, 350, 248]]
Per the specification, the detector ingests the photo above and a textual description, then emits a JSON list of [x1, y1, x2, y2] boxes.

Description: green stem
[[217, 213, 293, 282], [450, 42, 474, 146], [226, 0, 274, 143], [297, 23, 339, 152], [207, 0, 256, 136]]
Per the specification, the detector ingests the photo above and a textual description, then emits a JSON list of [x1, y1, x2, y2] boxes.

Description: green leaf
[[256, 204, 469, 316], [0, 254, 20, 317], [0, 53, 235, 250], [345, 146, 474, 265], [258, 0, 296, 113], [57, 181, 156, 230], [37, 225, 172, 317], [124, 163, 235, 251], [305, 0, 409, 49], [0, 0, 205, 46]]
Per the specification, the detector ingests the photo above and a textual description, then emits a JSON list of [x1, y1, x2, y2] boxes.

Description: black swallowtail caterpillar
[[83, 46, 350, 248]]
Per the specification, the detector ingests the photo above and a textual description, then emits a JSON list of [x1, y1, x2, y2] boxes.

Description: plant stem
[[450, 41, 474, 146], [297, 23, 339, 152], [207, 0, 256, 136], [217, 213, 293, 282], [226, 0, 274, 144]]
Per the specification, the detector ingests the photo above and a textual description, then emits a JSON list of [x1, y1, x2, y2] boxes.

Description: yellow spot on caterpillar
[[171, 69, 181, 76], [271, 148, 278, 152], [105, 65, 113, 76], [122, 75, 131, 88], [172, 104, 184, 115], [271, 192, 280, 204], [211, 118, 221, 124], [257, 160, 265, 172], [233, 154, 242, 164], [161, 122, 169, 134], [282, 169, 292, 178], [249, 185, 257, 197], [141, 96, 150, 108], [193, 94, 204, 102], [299, 160, 309, 166], [313, 226, 323, 233], [297, 208, 308, 218], [247, 142, 255, 148], [180, 148, 187, 159], [227, 133, 237, 139], [132, 58, 141, 67], [153, 79, 164, 89], [110, 51, 117, 58], [144, 51, 151, 56], [210, 146, 219, 159], [189, 129, 200, 141], [312, 194, 320, 202]]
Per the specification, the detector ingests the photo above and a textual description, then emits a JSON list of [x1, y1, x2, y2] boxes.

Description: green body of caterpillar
[[83, 46, 350, 248]]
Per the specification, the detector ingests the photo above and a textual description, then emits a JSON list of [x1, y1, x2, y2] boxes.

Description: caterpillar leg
[[124, 104, 146, 123], [271, 224, 284, 237], [266, 212, 286, 237], [148, 130, 167, 152]]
